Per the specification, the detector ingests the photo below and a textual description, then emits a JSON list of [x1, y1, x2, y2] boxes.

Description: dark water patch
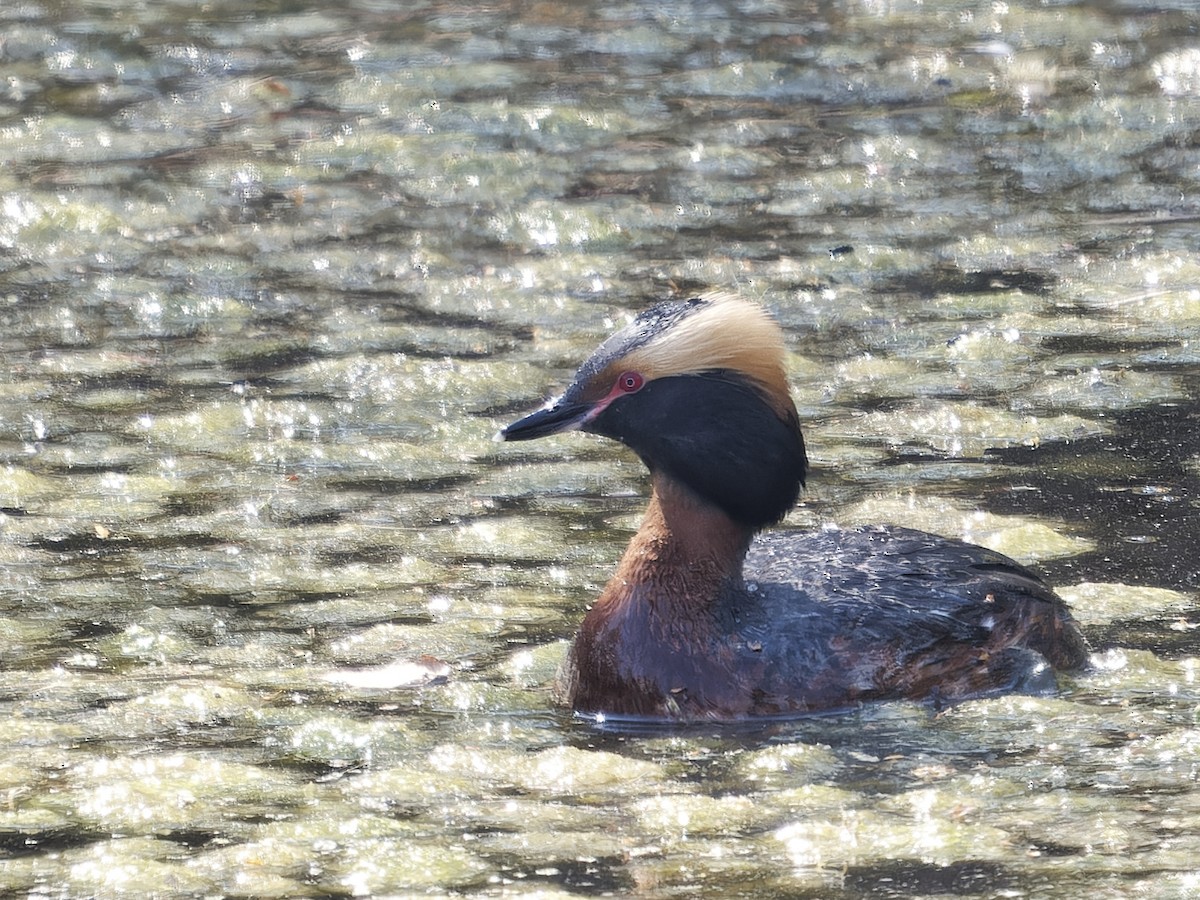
[[325, 473, 480, 495], [65, 620, 127, 642], [881, 266, 1057, 299], [221, 346, 325, 379], [26, 530, 229, 554], [986, 401, 1200, 591], [841, 859, 1019, 897], [160, 828, 225, 849], [1089, 613, 1200, 659], [512, 854, 635, 894], [0, 825, 109, 858], [1039, 334, 1185, 358]]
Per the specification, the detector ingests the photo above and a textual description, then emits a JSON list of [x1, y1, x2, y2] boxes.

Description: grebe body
[[500, 294, 1088, 721]]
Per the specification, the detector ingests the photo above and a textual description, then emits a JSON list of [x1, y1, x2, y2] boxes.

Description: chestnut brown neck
[[599, 471, 753, 617], [563, 472, 759, 717]]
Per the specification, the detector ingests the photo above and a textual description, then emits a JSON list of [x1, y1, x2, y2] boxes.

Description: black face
[[587, 371, 807, 527]]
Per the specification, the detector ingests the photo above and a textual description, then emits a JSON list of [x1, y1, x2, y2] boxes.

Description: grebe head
[[500, 294, 807, 528]]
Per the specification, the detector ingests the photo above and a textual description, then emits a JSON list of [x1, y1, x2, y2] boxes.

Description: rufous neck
[[644, 472, 754, 569], [600, 472, 753, 617]]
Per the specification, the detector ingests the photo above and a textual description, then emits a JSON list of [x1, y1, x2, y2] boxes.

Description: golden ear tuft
[[620, 293, 794, 412]]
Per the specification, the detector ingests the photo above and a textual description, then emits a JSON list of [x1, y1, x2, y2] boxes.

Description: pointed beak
[[497, 394, 595, 442]]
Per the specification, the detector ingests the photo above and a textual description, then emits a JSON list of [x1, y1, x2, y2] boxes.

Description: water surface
[[1, 1, 1199, 897]]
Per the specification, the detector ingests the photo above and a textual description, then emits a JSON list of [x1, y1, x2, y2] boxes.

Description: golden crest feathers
[[616, 293, 793, 411]]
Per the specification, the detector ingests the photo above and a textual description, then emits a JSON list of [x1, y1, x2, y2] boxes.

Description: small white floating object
[[324, 657, 450, 690]]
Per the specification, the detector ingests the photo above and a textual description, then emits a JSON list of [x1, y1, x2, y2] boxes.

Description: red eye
[[617, 371, 644, 393]]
